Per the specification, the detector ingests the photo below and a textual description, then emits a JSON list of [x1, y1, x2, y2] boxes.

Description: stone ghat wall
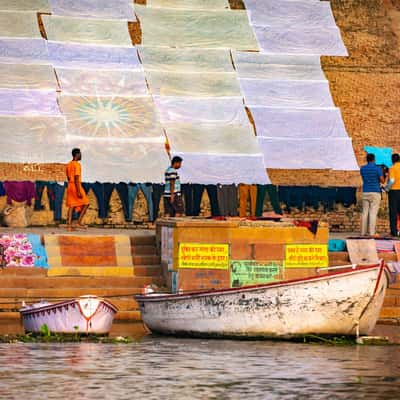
[[0, 0, 398, 231]]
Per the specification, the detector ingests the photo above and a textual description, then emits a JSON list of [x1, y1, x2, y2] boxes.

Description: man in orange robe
[[66, 148, 89, 230]]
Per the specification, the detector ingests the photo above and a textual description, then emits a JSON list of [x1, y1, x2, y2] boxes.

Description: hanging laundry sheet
[[147, 0, 230, 10], [0, 115, 68, 163], [135, 5, 258, 50], [249, 107, 348, 138], [0, 38, 49, 64], [232, 52, 325, 81], [0, 11, 41, 38], [0, 64, 56, 90], [258, 137, 359, 170], [239, 79, 334, 108], [153, 96, 249, 125], [0, 89, 60, 115], [42, 15, 132, 46], [145, 70, 241, 97], [164, 123, 260, 155], [55, 68, 148, 96], [175, 152, 270, 184], [0, 0, 50, 12], [78, 142, 169, 183], [58, 95, 165, 140], [243, 0, 337, 30], [49, 0, 135, 21], [48, 41, 141, 69], [253, 26, 347, 56], [138, 47, 234, 73]]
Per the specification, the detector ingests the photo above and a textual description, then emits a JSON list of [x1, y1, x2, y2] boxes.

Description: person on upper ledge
[[360, 153, 385, 236], [164, 156, 184, 217], [66, 148, 89, 231]]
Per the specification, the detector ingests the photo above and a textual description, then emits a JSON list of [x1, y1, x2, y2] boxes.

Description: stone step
[[380, 307, 400, 319], [328, 251, 398, 266], [132, 255, 161, 265], [0, 287, 143, 299], [134, 265, 162, 277], [131, 235, 156, 246], [0, 267, 47, 277], [131, 245, 157, 255], [47, 266, 135, 277], [0, 275, 161, 289], [383, 296, 400, 307]]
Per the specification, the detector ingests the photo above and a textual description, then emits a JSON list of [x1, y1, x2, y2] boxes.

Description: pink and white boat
[[136, 263, 392, 339], [20, 295, 118, 334]]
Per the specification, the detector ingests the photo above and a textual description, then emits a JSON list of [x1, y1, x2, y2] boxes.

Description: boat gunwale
[[136, 263, 387, 303], [20, 297, 118, 315]]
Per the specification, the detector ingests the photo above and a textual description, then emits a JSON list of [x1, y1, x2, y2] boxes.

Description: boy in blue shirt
[[360, 153, 385, 236]]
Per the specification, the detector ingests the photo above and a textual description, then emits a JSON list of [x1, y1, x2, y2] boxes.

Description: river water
[[0, 336, 399, 400]]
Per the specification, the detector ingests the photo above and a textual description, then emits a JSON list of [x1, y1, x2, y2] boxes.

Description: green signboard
[[230, 260, 283, 288]]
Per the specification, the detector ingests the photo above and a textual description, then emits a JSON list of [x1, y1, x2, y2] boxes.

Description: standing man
[[360, 153, 385, 236], [388, 153, 400, 237], [164, 156, 183, 217], [66, 148, 89, 231]]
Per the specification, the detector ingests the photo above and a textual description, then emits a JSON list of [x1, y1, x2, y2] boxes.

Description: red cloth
[[3, 181, 36, 206], [293, 220, 319, 235]]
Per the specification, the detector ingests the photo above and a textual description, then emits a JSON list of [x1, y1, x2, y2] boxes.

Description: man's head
[[366, 153, 375, 163], [171, 156, 183, 169], [392, 153, 400, 164], [72, 148, 81, 161]]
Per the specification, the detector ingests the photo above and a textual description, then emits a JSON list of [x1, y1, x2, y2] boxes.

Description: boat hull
[[21, 296, 118, 334], [136, 265, 388, 339]]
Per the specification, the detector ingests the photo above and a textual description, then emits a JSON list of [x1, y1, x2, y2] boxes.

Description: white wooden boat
[[20, 295, 118, 334], [136, 263, 391, 339]]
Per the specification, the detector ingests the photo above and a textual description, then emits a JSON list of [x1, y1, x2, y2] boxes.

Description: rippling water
[[0, 335, 399, 400]]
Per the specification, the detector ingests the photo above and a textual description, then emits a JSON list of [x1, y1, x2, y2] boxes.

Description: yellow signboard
[[178, 243, 229, 269], [285, 244, 328, 268]]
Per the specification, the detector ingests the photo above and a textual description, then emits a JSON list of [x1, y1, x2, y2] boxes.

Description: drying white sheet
[[0, 89, 60, 115], [48, 41, 141, 69], [77, 142, 169, 183], [233, 52, 325, 81], [244, 0, 337, 30], [42, 15, 132, 46], [0, 11, 41, 38], [0, 38, 49, 64], [249, 107, 348, 138], [145, 71, 241, 97], [254, 26, 348, 56], [164, 123, 260, 155], [135, 5, 258, 50], [153, 96, 249, 125], [0, 64, 56, 90], [175, 152, 270, 184], [0, 115, 68, 163], [0, 0, 50, 12], [147, 0, 230, 10], [239, 79, 334, 108], [58, 95, 164, 139], [55, 68, 148, 96], [49, 0, 135, 21], [138, 47, 234, 73], [258, 137, 359, 170]]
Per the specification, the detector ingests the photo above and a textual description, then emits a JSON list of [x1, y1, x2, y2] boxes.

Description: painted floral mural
[[0, 234, 35, 267]]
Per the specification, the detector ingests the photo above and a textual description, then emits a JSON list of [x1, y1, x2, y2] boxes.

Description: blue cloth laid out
[[328, 239, 346, 252], [27, 234, 48, 268], [364, 146, 392, 168]]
